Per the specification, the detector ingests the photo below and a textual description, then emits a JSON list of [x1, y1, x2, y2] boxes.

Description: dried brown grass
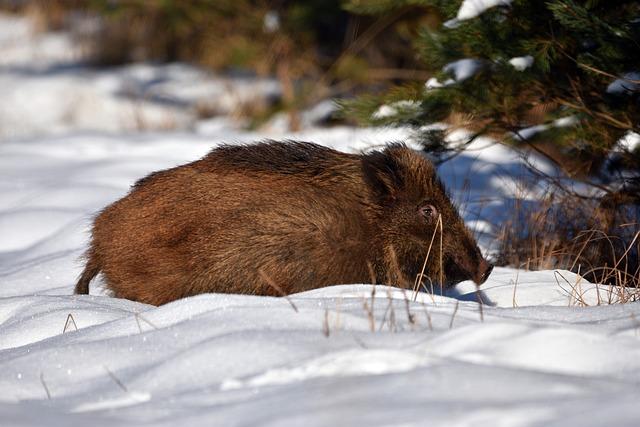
[[496, 190, 640, 300]]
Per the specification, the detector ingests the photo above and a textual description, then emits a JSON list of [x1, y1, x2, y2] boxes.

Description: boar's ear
[[362, 148, 404, 201]]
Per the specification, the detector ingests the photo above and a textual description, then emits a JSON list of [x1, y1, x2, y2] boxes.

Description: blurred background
[[0, 0, 434, 136]]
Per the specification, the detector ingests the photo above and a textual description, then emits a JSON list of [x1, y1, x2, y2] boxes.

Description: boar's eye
[[419, 203, 438, 220]]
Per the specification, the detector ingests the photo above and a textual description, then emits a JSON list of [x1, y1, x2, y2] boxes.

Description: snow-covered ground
[[2, 12, 640, 427]]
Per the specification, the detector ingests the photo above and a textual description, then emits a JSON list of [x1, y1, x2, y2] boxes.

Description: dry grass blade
[[323, 309, 330, 338], [135, 312, 159, 333], [630, 313, 640, 337], [62, 313, 78, 334], [104, 365, 128, 392], [569, 229, 597, 271], [554, 270, 588, 307], [574, 264, 585, 303], [401, 289, 416, 328], [412, 214, 442, 301], [363, 298, 375, 332], [334, 297, 343, 331], [378, 290, 396, 332], [439, 213, 444, 295], [370, 283, 376, 329], [258, 268, 298, 312], [352, 334, 368, 349], [611, 230, 640, 272], [449, 301, 460, 329], [363, 283, 377, 332], [497, 188, 639, 301], [387, 290, 397, 332], [512, 268, 520, 308], [422, 300, 433, 331], [366, 260, 377, 285], [475, 287, 484, 322], [40, 373, 51, 400]]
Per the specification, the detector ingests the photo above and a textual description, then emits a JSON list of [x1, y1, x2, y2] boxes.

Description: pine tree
[[344, 0, 640, 196]]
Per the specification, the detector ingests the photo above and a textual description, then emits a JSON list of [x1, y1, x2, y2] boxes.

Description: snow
[[618, 131, 640, 152], [2, 11, 640, 427], [426, 56, 529, 91], [263, 11, 280, 33], [264, 100, 339, 132], [606, 72, 640, 95], [0, 61, 281, 140], [425, 59, 482, 90], [513, 116, 579, 141], [425, 76, 454, 89], [0, 14, 281, 141], [371, 100, 420, 120], [0, 13, 80, 67], [508, 55, 534, 71], [457, 0, 513, 21], [444, 59, 483, 81]]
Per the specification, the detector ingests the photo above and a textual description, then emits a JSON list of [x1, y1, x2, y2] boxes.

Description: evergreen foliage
[[345, 0, 640, 195]]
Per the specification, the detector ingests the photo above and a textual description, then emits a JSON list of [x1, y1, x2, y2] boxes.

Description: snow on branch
[[457, 0, 512, 20], [508, 55, 534, 71], [425, 59, 483, 90], [445, 0, 512, 27]]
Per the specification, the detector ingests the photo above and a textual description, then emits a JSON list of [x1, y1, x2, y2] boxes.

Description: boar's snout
[[443, 236, 493, 287], [444, 256, 493, 287]]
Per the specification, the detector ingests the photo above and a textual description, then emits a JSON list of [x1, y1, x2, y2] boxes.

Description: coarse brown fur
[[75, 140, 492, 305]]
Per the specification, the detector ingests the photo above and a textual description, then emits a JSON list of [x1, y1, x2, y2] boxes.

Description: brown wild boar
[[75, 140, 492, 305]]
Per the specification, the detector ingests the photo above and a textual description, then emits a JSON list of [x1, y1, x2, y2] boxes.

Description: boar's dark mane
[[197, 140, 359, 177]]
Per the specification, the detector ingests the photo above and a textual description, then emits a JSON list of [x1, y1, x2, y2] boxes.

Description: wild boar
[[75, 140, 492, 305]]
